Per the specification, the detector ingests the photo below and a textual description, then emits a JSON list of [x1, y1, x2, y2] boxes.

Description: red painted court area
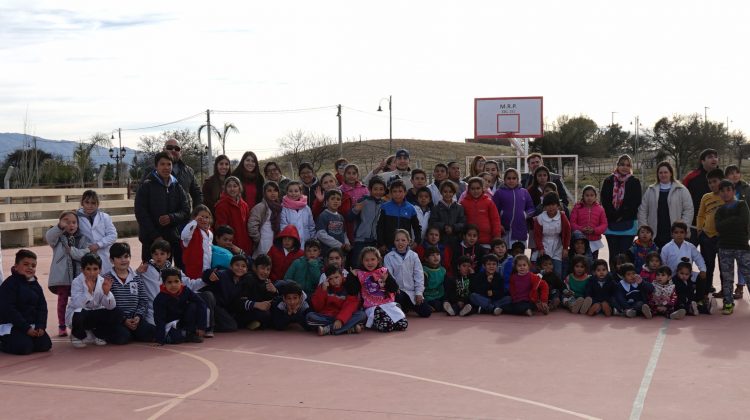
[[2, 238, 749, 420]]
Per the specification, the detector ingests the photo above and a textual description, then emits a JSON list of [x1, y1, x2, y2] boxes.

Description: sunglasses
[[165, 145, 181, 152]]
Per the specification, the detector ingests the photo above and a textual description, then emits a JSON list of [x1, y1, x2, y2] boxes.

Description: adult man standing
[[365, 148, 413, 190], [163, 138, 203, 209], [683, 148, 719, 245], [521, 153, 570, 207], [447, 161, 468, 197]]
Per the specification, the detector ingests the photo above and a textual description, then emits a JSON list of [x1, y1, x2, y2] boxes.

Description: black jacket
[[0, 270, 48, 331], [153, 287, 207, 344], [134, 172, 191, 244], [584, 275, 616, 303], [444, 275, 472, 304], [142, 160, 202, 209], [469, 271, 505, 298], [601, 175, 642, 229]]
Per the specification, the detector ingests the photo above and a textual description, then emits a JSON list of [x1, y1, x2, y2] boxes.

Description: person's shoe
[[733, 285, 744, 300], [722, 303, 735, 315], [625, 309, 637, 318], [669, 309, 686, 320], [204, 330, 214, 338], [188, 334, 204, 343], [459, 304, 473, 317], [641, 304, 652, 319], [570, 297, 584, 314], [690, 301, 699, 316], [58, 327, 68, 337], [492, 307, 503, 316], [317, 325, 331, 336], [83, 330, 96, 345], [247, 321, 262, 331], [94, 337, 107, 346], [354, 324, 364, 334], [540, 304, 550, 315], [443, 302, 456, 316], [524, 308, 533, 317], [613, 307, 621, 316], [580, 297, 593, 314], [602, 302, 612, 317], [712, 291, 724, 298], [551, 297, 561, 309], [70, 336, 86, 349]]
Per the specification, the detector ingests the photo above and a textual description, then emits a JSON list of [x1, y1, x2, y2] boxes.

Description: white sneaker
[[70, 336, 86, 348], [459, 304, 473, 317], [443, 301, 456, 316], [94, 337, 107, 346], [669, 309, 686, 320], [641, 304, 653, 319], [83, 330, 96, 345], [580, 297, 593, 314], [625, 309, 637, 318], [690, 301, 699, 315], [492, 307, 503, 316]]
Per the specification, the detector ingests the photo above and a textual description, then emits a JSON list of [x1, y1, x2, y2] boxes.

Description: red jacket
[[533, 212, 572, 254], [182, 225, 207, 279], [509, 272, 549, 304], [459, 193, 503, 245], [267, 225, 304, 281], [311, 283, 360, 323], [569, 202, 608, 241], [214, 193, 252, 255]]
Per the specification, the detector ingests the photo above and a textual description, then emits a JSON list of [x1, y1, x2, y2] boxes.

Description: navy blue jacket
[[376, 200, 422, 247], [153, 287, 207, 344], [469, 271, 505, 299], [613, 279, 654, 310], [673, 275, 698, 306], [0, 270, 48, 331], [585, 275, 617, 303]]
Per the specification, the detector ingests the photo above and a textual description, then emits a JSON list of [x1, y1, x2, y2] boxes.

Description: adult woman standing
[[202, 155, 232, 219], [527, 165, 551, 207], [298, 162, 319, 207], [232, 151, 264, 212], [263, 161, 290, 196], [600, 155, 642, 267], [464, 155, 486, 182], [638, 161, 693, 249]]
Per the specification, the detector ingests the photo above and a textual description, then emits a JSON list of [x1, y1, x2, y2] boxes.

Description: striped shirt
[[105, 268, 149, 321]]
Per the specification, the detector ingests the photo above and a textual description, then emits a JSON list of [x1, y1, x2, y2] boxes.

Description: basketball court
[[1, 238, 748, 420]]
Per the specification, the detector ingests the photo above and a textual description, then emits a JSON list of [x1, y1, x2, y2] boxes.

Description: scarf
[[265, 199, 283, 234], [159, 283, 185, 298], [611, 171, 632, 210], [282, 194, 308, 210]]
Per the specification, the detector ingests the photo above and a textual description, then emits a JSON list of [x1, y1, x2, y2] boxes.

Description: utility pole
[[634, 116, 640, 169], [611, 111, 617, 126], [206, 109, 213, 176], [337, 104, 343, 158]]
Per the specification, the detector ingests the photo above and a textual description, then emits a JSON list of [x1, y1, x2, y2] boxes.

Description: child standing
[[350, 176, 387, 267], [280, 181, 315, 248], [153, 268, 207, 345], [533, 192, 571, 278], [639, 252, 662, 283], [66, 253, 118, 348], [563, 256, 590, 314], [341, 164, 369, 205], [376, 179, 422, 253], [406, 168, 429, 205], [650, 266, 686, 319], [105, 242, 156, 343], [569, 185, 608, 259], [77, 190, 118, 274], [384, 229, 431, 317], [469, 254, 507, 315], [583, 259, 616, 316], [506, 255, 549, 316], [443, 255, 474, 316], [0, 250, 52, 355], [460, 177, 502, 247], [214, 176, 252, 255], [696, 168, 724, 297], [715, 179, 750, 315], [422, 247, 447, 312], [316, 189, 351, 255], [284, 239, 324, 298], [429, 180, 466, 245], [613, 263, 655, 318], [428, 163, 451, 205], [414, 187, 433, 239], [493, 168, 535, 246], [346, 247, 407, 332], [307, 265, 365, 335], [268, 225, 304, 281], [181, 205, 214, 279], [248, 181, 282, 258], [46, 210, 91, 337], [725, 165, 750, 298], [627, 225, 659, 272]]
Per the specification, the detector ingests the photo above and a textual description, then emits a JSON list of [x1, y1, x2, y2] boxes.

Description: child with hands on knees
[[614, 262, 656, 319], [384, 229, 432, 318], [639, 251, 662, 283], [583, 259, 616, 316], [67, 253, 118, 348], [469, 254, 508, 315], [307, 265, 366, 335], [152, 268, 207, 345], [563, 256, 591, 314], [650, 265, 686, 320], [422, 247, 447, 313], [443, 255, 475, 316], [506, 255, 550, 316]]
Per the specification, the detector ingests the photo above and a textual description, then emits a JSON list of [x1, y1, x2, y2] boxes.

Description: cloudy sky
[[1, 0, 747, 160]]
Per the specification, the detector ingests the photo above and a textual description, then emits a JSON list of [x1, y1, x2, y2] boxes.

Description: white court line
[[0, 379, 180, 398], [199, 346, 601, 420], [629, 318, 670, 420]]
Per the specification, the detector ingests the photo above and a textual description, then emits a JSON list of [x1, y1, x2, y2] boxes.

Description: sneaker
[[669, 309, 686, 320], [204, 330, 214, 338], [733, 285, 744, 300], [83, 330, 96, 345], [524, 308, 533, 317], [625, 309, 637, 318], [58, 327, 68, 337], [354, 324, 364, 334], [94, 337, 107, 346], [722, 303, 735, 315], [712, 291, 724, 298], [70, 336, 86, 349], [580, 297, 593, 314], [188, 334, 204, 343], [317, 325, 331, 336], [613, 307, 621, 316], [492, 307, 503, 316], [641, 304, 652, 319], [690, 301, 699, 316], [570, 297, 584, 314], [247, 321, 262, 331], [551, 297, 561, 309], [459, 304, 473, 317], [443, 302, 456, 316]]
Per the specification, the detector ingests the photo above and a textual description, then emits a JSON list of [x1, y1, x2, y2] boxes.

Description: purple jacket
[[492, 185, 535, 241]]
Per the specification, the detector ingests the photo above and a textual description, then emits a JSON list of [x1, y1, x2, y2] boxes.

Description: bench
[[0, 188, 137, 247]]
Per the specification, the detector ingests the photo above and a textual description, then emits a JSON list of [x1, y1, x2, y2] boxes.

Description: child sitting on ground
[[384, 229, 432, 318], [422, 247, 447, 313], [568, 231, 593, 275], [583, 259, 616, 316], [443, 255, 474, 316], [563, 255, 590, 314], [105, 242, 155, 344], [650, 265, 686, 320], [416, 226, 452, 270], [505, 254, 549, 316], [627, 225, 659, 272], [614, 263, 655, 319], [451, 224, 487, 276], [284, 239, 324, 298], [537, 254, 564, 310], [639, 251, 662, 283], [469, 254, 507, 315], [319, 247, 350, 285], [153, 268, 207, 345], [67, 253, 117, 348], [672, 260, 708, 315], [502, 241, 526, 291], [307, 265, 365, 335], [270, 281, 311, 331]]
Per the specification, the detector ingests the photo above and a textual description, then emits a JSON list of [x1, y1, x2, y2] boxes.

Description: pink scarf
[[282, 194, 308, 210], [611, 171, 632, 210]]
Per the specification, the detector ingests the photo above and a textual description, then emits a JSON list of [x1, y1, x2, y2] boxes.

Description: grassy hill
[[264, 138, 515, 175]]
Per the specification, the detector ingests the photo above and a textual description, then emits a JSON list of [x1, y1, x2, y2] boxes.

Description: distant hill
[[264, 138, 516, 174], [0, 132, 138, 166]]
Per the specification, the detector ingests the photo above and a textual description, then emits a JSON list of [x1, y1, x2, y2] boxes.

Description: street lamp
[[109, 128, 127, 186], [192, 144, 209, 183], [377, 95, 392, 153]]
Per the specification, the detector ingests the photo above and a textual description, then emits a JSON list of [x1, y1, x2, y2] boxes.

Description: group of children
[[1, 157, 749, 356]]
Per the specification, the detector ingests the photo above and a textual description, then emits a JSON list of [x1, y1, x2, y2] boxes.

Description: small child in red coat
[[306, 265, 366, 335], [181, 205, 214, 279], [267, 225, 304, 281]]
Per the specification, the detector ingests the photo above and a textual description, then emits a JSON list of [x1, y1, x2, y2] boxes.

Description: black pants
[[699, 233, 720, 292], [270, 306, 311, 331], [235, 308, 272, 330], [502, 300, 535, 315], [0, 328, 52, 355], [213, 305, 238, 332], [197, 291, 217, 331], [396, 291, 432, 318], [605, 234, 634, 269], [71, 309, 120, 340], [108, 315, 156, 345], [164, 302, 201, 344]]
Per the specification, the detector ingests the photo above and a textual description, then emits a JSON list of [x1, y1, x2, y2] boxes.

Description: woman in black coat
[[600, 154, 643, 268]]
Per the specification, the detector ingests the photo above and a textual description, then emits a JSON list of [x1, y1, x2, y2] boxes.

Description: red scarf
[[611, 171, 632, 210], [160, 283, 185, 298], [282, 194, 308, 210]]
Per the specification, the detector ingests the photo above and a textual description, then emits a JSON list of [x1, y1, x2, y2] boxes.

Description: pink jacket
[[570, 202, 608, 241]]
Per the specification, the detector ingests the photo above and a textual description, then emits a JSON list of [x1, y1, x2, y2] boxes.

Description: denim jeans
[[469, 293, 511, 313], [306, 311, 366, 335]]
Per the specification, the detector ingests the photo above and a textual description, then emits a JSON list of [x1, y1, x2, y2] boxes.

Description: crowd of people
[[2, 139, 749, 356]]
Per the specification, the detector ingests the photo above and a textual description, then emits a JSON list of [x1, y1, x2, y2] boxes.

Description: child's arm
[[410, 213, 422, 245], [310, 284, 329, 312], [69, 236, 92, 261], [561, 214, 571, 255], [305, 207, 316, 242], [279, 208, 290, 231], [523, 189, 536, 219], [696, 195, 708, 232], [44, 224, 65, 246], [69, 275, 91, 312], [412, 255, 425, 300], [376, 207, 386, 248], [336, 295, 360, 325], [533, 218, 544, 253], [489, 203, 502, 239], [0, 280, 33, 333], [181, 273, 208, 292], [593, 208, 608, 236], [570, 206, 583, 232], [283, 259, 301, 282], [133, 278, 149, 323], [180, 220, 198, 245], [690, 245, 707, 273], [99, 213, 118, 249], [247, 206, 263, 244]]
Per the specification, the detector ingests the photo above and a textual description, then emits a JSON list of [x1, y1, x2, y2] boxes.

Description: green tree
[[73, 132, 111, 187], [728, 131, 749, 168], [199, 122, 238, 156], [1, 147, 53, 187], [135, 129, 213, 181], [652, 114, 728, 178]]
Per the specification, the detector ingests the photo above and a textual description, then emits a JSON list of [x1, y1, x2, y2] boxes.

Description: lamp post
[[109, 128, 126, 186], [377, 95, 392, 153], [193, 144, 209, 184], [611, 111, 617, 126]]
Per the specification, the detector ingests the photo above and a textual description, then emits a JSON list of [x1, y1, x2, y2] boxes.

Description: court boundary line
[[0, 379, 180, 398], [629, 318, 669, 420]]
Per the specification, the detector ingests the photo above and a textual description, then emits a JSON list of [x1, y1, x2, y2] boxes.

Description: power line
[[341, 106, 426, 124], [120, 111, 206, 132], [213, 105, 337, 114]]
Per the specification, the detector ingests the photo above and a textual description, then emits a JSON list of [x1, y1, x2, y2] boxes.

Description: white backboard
[[474, 96, 543, 138]]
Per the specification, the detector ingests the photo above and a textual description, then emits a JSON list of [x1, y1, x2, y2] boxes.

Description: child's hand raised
[[209, 271, 219, 282], [255, 301, 271, 311], [265, 280, 277, 293], [136, 262, 148, 274], [102, 277, 113, 295], [315, 186, 324, 202], [321, 281, 330, 290]]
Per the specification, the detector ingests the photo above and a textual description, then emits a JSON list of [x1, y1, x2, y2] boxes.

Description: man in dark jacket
[[521, 153, 570, 207], [142, 139, 202, 210], [135, 152, 191, 265]]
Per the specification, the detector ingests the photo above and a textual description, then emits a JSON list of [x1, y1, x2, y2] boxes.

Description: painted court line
[[629, 318, 670, 420], [195, 345, 601, 420], [0, 379, 180, 398]]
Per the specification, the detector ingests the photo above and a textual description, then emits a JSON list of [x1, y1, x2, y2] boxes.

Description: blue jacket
[[153, 286, 207, 344], [613, 279, 654, 310], [0, 270, 48, 332], [377, 199, 422, 247]]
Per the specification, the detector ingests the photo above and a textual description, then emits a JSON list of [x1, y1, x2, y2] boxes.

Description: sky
[[1, 0, 748, 161]]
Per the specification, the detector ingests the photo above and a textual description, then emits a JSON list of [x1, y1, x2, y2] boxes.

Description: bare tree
[[277, 130, 336, 172], [729, 131, 749, 168]]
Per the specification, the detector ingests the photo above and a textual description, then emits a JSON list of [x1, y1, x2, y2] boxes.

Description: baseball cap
[[395, 148, 410, 159]]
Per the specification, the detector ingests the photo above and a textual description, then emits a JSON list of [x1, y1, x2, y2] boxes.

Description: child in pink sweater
[[570, 185, 608, 259]]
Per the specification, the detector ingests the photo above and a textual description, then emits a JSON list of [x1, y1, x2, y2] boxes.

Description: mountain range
[[0, 132, 138, 166]]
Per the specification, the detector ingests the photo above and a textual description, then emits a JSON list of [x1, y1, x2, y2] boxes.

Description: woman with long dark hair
[[202, 155, 232, 218], [232, 151, 264, 212], [600, 154, 642, 268]]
